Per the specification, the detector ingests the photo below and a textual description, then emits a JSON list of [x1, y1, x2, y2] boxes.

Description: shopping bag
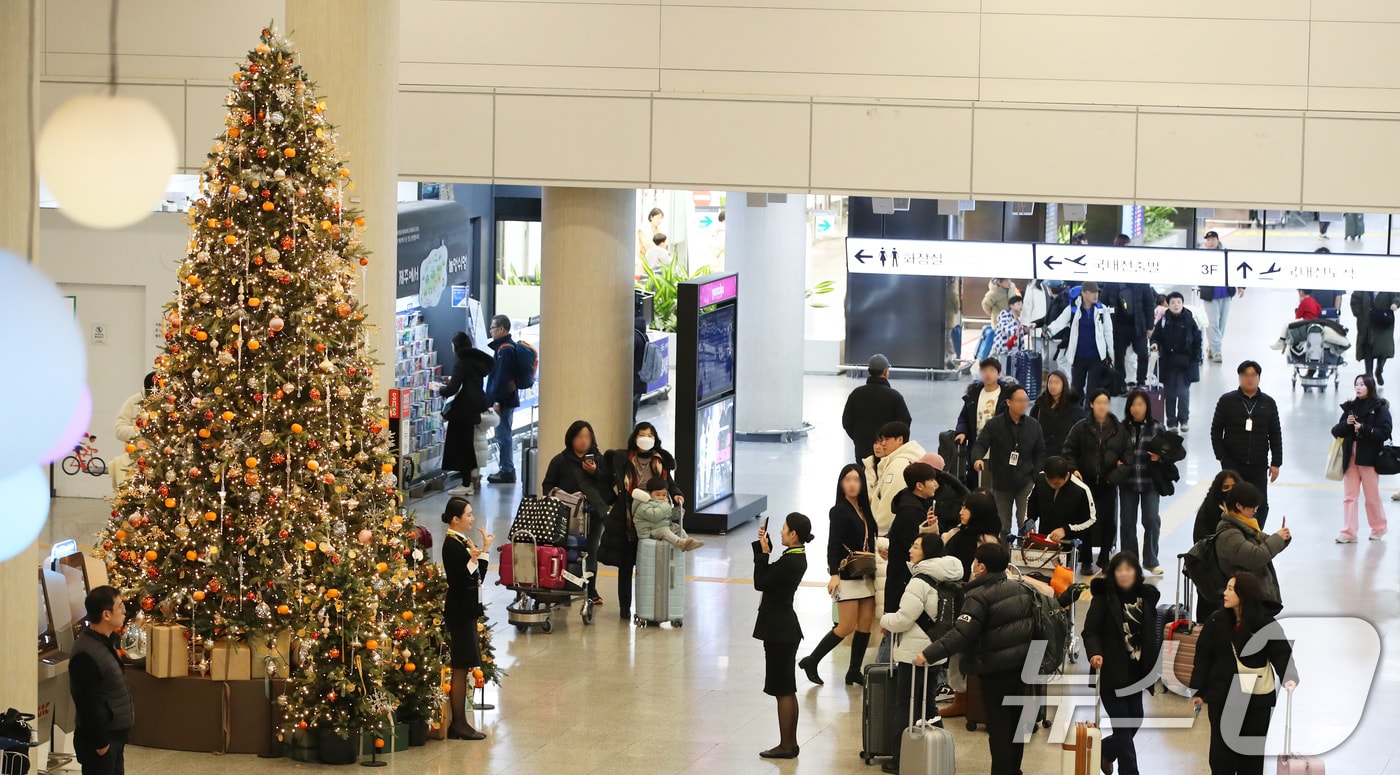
[[1324, 438, 1345, 482]]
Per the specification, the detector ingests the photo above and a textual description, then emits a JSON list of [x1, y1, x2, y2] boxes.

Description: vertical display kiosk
[[674, 273, 767, 534]]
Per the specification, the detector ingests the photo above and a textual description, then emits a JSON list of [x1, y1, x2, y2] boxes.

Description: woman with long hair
[[752, 512, 816, 759], [1191, 572, 1298, 774], [599, 422, 683, 621], [1084, 552, 1161, 775], [1120, 389, 1166, 575], [1062, 389, 1130, 574], [1194, 470, 1240, 543], [440, 497, 493, 740], [799, 464, 877, 686], [1030, 370, 1085, 458], [941, 490, 1004, 582], [438, 332, 495, 495], [1331, 373, 1392, 542], [541, 420, 614, 605]]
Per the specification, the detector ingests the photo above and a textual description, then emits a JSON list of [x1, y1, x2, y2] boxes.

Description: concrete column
[[0, 0, 39, 718], [285, 0, 399, 388], [540, 188, 636, 480], [725, 194, 806, 435]]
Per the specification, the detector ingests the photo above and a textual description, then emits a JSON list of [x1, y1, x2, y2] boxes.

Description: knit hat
[[919, 452, 946, 472]]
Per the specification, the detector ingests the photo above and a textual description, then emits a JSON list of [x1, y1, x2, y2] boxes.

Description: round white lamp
[[37, 93, 178, 229], [0, 251, 88, 475], [0, 467, 51, 562]]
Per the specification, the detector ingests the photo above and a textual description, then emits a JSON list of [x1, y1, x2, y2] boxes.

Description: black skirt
[[763, 641, 799, 697], [448, 624, 481, 669]]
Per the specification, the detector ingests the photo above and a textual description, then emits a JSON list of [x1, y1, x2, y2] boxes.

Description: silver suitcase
[[633, 538, 684, 627], [900, 663, 955, 774]]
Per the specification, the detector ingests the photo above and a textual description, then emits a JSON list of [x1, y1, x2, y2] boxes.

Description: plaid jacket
[[1122, 418, 1163, 493]]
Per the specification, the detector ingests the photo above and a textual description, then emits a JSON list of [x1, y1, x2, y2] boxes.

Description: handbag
[[548, 488, 588, 537], [1233, 644, 1276, 695], [1325, 438, 1345, 481], [0, 708, 35, 775], [838, 551, 876, 580], [1377, 444, 1400, 476], [508, 496, 569, 546], [1018, 533, 1066, 570], [1370, 306, 1395, 328]]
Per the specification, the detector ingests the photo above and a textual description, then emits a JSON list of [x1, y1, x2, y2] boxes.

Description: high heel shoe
[[447, 727, 486, 741], [844, 670, 865, 686], [797, 656, 823, 686]]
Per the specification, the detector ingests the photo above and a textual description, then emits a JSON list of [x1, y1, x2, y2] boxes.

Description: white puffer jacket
[[109, 392, 144, 488], [880, 556, 966, 664], [867, 439, 927, 615]]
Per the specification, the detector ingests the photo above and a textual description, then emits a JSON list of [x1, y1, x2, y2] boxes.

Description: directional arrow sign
[[1042, 255, 1062, 270], [698, 216, 713, 228], [853, 249, 870, 264], [817, 219, 832, 232], [845, 237, 1032, 277], [1236, 261, 1253, 280]]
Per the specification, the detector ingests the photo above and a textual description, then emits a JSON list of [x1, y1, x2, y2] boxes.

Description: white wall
[[36, 0, 1400, 208]]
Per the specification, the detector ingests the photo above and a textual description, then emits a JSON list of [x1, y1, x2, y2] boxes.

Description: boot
[[798, 630, 843, 686], [845, 631, 871, 685], [939, 691, 968, 718]]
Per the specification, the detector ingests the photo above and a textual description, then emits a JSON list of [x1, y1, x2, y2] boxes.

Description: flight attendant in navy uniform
[[752, 512, 816, 760], [441, 496, 493, 741]]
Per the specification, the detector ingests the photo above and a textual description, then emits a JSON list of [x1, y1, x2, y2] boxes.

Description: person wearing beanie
[[842, 353, 912, 463], [752, 512, 815, 759]]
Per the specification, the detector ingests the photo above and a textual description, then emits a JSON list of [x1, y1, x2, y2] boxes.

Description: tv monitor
[[695, 302, 737, 404], [694, 396, 735, 509]]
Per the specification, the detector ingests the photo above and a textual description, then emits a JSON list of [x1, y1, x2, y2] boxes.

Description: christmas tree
[[100, 24, 441, 741]]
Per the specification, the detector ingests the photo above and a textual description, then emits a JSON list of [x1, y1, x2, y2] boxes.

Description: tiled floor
[[39, 287, 1400, 774]]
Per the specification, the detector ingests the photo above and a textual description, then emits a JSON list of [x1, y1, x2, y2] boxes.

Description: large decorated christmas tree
[[101, 25, 443, 741]]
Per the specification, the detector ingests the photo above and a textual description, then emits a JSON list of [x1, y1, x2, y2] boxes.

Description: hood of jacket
[[912, 555, 964, 583], [1341, 396, 1388, 413]]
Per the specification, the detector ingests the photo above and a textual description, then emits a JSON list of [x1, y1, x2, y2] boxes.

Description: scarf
[[1119, 592, 1145, 662], [1228, 509, 1262, 535]]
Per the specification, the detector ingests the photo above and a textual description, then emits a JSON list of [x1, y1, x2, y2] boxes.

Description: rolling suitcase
[[1008, 345, 1043, 400], [1060, 679, 1101, 775], [899, 664, 955, 774], [1345, 212, 1364, 240], [860, 656, 901, 764], [975, 325, 996, 361], [937, 430, 969, 485], [1161, 554, 1200, 696], [961, 673, 989, 732], [1278, 684, 1325, 773], [633, 538, 684, 626]]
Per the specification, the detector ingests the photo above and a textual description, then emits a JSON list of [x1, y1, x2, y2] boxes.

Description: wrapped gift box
[[249, 630, 292, 678], [145, 624, 188, 678], [208, 639, 252, 681]]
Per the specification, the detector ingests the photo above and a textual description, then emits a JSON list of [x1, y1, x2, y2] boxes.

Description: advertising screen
[[696, 302, 737, 404], [694, 396, 735, 508]]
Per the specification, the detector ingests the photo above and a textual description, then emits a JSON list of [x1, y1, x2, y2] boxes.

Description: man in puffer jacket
[[865, 421, 927, 618], [917, 542, 1036, 775]]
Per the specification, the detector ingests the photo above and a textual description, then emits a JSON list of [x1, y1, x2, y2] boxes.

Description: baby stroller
[[1274, 317, 1349, 392]]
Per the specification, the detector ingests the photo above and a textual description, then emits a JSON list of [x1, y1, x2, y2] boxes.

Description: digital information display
[[696, 303, 737, 404], [694, 396, 735, 508]]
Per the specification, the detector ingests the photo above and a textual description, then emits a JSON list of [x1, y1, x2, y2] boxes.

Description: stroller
[[1274, 317, 1350, 392]]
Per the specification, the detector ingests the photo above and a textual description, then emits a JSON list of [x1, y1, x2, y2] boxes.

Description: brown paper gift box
[[208, 639, 252, 681], [145, 624, 188, 678], [249, 630, 292, 678]]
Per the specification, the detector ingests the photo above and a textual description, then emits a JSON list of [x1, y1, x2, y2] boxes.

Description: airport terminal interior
[[7, 3, 1400, 775]]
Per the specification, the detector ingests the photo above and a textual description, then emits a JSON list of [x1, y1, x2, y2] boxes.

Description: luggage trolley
[[499, 496, 596, 633], [1286, 321, 1345, 392]]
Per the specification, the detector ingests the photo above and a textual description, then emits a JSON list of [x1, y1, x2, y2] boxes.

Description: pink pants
[[1342, 458, 1389, 538]]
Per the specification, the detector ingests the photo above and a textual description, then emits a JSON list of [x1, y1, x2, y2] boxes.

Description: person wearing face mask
[[1084, 553, 1161, 775], [440, 497, 493, 741], [1151, 292, 1204, 433], [1331, 374, 1391, 543], [599, 422, 683, 621]]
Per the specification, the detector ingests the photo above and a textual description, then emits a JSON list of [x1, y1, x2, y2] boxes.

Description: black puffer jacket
[[1331, 397, 1392, 470], [1062, 415, 1130, 486], [969, 413, 1047, 493], [842, 376, 913, 461], [933, 470, 970, 532], [1083, 577, 1161, 693], [1210, 389, 1283, 469], [1031, 390, 1086, 460], [921, 570, 1035, 675]]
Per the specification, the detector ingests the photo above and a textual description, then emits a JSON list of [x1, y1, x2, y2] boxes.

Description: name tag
[[1008, 451, 1020, 466], [1245, 418, 1253, 432]]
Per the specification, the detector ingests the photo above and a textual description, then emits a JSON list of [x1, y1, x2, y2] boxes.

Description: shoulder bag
[[1233, 644, 1277, 695], [837, 513, 876, 580]]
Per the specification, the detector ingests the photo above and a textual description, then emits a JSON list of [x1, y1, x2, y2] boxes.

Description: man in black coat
[[1104, 258, 1158, 386], [971, 386, 1048, 537], [917, 542, 1035, 775], [842, 354, 913, 462], [885, 462, 940, 615], [1209, 360, 1283, 525], [69, 586, 135, 775]]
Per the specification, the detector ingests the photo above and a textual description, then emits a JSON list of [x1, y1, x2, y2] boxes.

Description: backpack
[[1183, 528, 1229, 604], [1021, 582, 1071, 676], [637, 331, 666, 384], [512, 341, 538, 389], [912, 574, 963, 644]]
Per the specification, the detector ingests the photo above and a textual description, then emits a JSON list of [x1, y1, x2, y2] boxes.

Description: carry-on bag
[[860, 639, 902, 764], [1009, 337, 1043, 400], [498, 540, 537, 588], [1161, 554, 1200, 696], [548, 488, 588, 537], [509, 496, 569, 546], [1060, 679, 1102, 775], [976, 325, 996, 361], [534, 545, 568, 590], [937, 430, 969, 485], [1345, 212, 1364, 240], [899, 664, 955, 774], [961, 673, 990, 732], [1277, 684, 1325, 774], [633, 538, 685, 626]]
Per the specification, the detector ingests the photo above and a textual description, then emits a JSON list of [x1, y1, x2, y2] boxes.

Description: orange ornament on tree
[[205, 511, 218, 521], [193, 590, 206, 601], [186, 550, 199, 561], [291, 423, 304, 434], [164, 498, 177, 508]]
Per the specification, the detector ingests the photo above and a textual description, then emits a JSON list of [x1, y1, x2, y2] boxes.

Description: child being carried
[[631, 488, 705, 551]]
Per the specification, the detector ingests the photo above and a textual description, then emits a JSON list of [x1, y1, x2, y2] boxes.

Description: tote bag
[[1324, 438, 1345, 481]]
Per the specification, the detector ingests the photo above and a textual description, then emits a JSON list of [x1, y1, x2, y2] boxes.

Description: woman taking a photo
[[941, 490, 1004, 582], [437, 332, 494, 495], [1030, 370, 1085, 459], [599, 422, 683, 621], [1191, 572, 1298, 775], [1210, 483, 1291, 619], [752, 512, 815, 760], [541, 420, 614, 605], [1120, 389, 1166, 575], [800, 464, 877, 686], [1084, 552, 1161, 775], [440, 497, 492, 741], [1063, 389, 1130, 575], [1331, 374, 1392, 543]]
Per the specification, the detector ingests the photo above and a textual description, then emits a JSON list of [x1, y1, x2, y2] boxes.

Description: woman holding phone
[[542, 420, 614, 605], [440, 497, 493, 740], [799, 464, 878, 686], [752, 512, 815, 759]]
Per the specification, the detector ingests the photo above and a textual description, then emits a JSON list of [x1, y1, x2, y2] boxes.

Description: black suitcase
[[937, 430, 969, 486], [1345, 212, 1365, 239], [860, 661, 901, 764]]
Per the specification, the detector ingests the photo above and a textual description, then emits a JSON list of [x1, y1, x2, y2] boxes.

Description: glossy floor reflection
[[41, 287, 1400, 774]]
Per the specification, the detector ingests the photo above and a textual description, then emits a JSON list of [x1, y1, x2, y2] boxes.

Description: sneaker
[[1179, 423, 1190, 432], [487, 471, 517, 484], [1391, 491, 1400, 502], [1148, 566, 1164, 576], [1210, 354, 1223, 363], [448, 485, 472, 497], [1371, 530, 1389, 541], [1336, 535, 1358, 544]]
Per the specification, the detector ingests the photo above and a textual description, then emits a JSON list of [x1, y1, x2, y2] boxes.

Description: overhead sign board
[[1033, 244, 1226, 287], [1225, 250, 1392, 290], [845, 238, 1031, 279]]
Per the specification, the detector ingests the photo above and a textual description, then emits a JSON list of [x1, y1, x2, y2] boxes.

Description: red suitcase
[[497, 543, 567, 590], [534, 545, 567, 590]]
